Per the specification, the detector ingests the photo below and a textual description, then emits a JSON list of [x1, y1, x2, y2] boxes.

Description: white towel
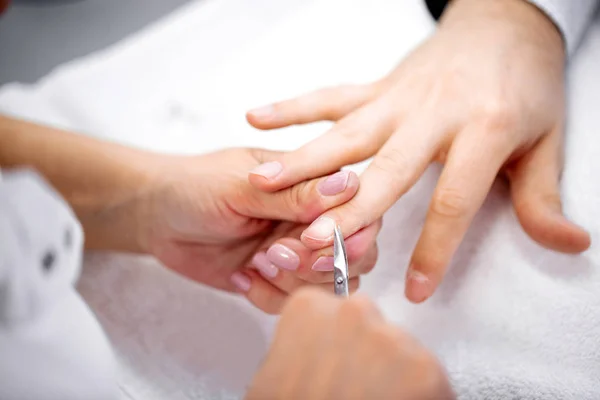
[[1, 0, 599, 399]]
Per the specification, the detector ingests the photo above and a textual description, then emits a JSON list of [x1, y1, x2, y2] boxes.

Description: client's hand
[[135, 148, 380, 314], [245, 0, 590, 304], [246, 288, 455, 400]]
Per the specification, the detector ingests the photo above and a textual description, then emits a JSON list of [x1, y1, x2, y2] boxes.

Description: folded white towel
[[1, 0, 599, 399]]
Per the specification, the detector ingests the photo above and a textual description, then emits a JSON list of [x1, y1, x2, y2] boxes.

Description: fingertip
[[230, 271, 252, 293], [246, 105, 277, 129], [554, 215, 592, 253], [518, 207, 592, 254], [300, 216, 337, 249], [404, 267, 435, 304], [248, 160, 285, 192], [344, 222, 380, 261], [345, 171, 360, 196], [241, 270, 287, 315], [266, 240, 305, 272]]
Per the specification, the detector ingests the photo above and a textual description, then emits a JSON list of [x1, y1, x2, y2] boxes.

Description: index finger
[[299, 114, 442, 248]]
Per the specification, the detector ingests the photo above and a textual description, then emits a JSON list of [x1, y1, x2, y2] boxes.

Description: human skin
[[0, 115, 380, 313], [246, 288, 455, 400], [246, 0, 591, 304]]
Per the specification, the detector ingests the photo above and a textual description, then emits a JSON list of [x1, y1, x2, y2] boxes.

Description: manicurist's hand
[[136, 148, 380, 314], [0, 115, 380, 314], [246, 0, 590, 304], [246, 288, 455, 400]]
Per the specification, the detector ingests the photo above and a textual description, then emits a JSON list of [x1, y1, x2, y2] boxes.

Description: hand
[[246, 288, 454, 400], [245, 0, 590, 304], [0, 115, 379, 314], [134, 148, 380, 314]]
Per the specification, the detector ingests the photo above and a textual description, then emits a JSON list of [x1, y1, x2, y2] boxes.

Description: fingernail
[[231, 272, 251, 292], [266, 244, 300, 271], [318, 171, 349, 196], [249, 161, 283, 180], [248, 105, 274, 119], [311, 256, 334, 271], [302, 217, 336, 241], [252, 252, 279, 278], [405, 267, 432, 303]]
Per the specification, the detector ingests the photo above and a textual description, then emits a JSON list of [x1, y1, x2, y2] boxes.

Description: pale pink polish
[[266, 244, 300, 271], [252, 252, 279, 278], [311, 256, 335, 271], [231, 272, 251, 292], [318, 171, 350, 196]]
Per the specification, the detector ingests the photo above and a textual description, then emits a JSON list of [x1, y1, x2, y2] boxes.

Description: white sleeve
[[526, 0, 599, 56]]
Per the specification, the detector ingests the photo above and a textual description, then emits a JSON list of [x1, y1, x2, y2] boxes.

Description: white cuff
[[526, 0, 599, 56]]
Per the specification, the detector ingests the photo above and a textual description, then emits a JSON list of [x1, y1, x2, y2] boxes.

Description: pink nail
[[311, 256, 334, 271], [405, 267, 432, 303], [266, 244, 300, 271], [249, 105, 274, 119], [249, 161, 283, 180], [252, 252, 279, 278], [318, 171, 349, 196], [302, 217, 336, 241], [231, 272, 251, 292]]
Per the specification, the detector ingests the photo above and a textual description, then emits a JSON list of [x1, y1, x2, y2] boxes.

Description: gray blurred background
[[0, 0, 194, 84]]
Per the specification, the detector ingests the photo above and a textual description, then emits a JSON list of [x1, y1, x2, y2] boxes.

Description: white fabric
[[527, 0, 599, 55], [0, 170, 117, 400], [0, 0, 599, 399]]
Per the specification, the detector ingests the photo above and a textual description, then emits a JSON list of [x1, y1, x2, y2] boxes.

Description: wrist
[[0, 115, 163, 253], [440, 0, 565, 60], [76, 150, 161, 254]]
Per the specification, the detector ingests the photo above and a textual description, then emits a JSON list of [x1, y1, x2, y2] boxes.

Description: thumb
[[244, 149, 360, 223], [509, 129, 591, 253]]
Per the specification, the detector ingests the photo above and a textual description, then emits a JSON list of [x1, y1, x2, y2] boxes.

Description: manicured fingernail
[[266, 244, 300, 271], [405, 267, 432, 303], [249, 161, 283, 180], [252, 252, 279, 278], [248, 105, 274, 119], [311, 256, 334, 271], [231, 272, 251, 292], [318, 171, 349, 196], [302, 217, 336, 241]]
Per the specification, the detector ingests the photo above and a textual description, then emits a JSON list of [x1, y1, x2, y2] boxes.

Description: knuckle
[[284, 183, 319, 222], [514, 192, 562, 218], [335, 121, 369, 148], [334, 201, 370, 231], [430, 188, 469, 219], [370, 148, 412, 186], [476, 98, 518, 134]]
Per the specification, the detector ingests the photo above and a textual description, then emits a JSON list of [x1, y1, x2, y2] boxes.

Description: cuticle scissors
[[333, 225, 349, 297]]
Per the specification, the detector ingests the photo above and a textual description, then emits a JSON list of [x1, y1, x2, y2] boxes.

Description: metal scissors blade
[[333, 225, 349, 297]]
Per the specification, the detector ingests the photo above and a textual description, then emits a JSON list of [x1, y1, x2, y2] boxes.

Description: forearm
[[0, 114, 157, 252]]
